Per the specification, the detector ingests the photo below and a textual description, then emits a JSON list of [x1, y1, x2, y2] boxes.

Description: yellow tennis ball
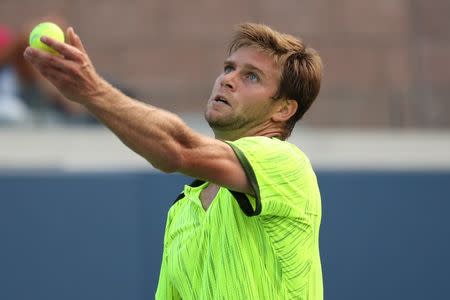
[[29, 22, 64, 54]]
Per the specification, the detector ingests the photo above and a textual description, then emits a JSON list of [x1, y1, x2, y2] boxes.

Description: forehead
[[227, 46, 281, 79]]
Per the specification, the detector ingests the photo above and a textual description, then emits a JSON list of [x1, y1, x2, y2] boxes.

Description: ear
[[272, 99, 298, 122]]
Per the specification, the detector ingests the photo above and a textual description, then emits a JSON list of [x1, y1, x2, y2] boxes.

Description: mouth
[[213, 95, 231, 106]]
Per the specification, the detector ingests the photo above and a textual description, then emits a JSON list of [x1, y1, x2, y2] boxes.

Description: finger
[[24, 47, 68, 73], [67, 27, 86, 53], [66, 26, 74, 46], [44, 67, 73, 86], [40, 35, 83, 62]]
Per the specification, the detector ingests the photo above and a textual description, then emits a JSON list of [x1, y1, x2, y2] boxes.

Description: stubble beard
[[204, 110, 251, 132]]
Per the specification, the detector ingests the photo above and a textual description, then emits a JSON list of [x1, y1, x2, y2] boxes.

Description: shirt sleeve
[[226, 136, 315, 218]]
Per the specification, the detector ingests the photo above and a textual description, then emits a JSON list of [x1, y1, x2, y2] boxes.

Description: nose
[[220, 71, 236, 91]]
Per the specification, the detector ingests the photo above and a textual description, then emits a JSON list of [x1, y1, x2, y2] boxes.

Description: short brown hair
[[228, 23, 322, 139]]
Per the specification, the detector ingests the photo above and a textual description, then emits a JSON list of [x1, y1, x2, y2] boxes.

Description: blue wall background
[[1, 171, 449, 299]]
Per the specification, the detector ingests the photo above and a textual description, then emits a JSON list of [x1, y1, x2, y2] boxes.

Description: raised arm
[[24, 27, 252, 194]]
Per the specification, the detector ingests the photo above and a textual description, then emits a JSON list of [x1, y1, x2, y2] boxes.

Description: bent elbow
[[150, 150, 184, 174], [155, 162, 179, 174]]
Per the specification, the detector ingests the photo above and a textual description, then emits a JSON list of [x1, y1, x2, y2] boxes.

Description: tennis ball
[[29, 22, 64, 54]]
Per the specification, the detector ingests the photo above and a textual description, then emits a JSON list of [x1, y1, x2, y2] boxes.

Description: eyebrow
[[224, 60, 267, 80]]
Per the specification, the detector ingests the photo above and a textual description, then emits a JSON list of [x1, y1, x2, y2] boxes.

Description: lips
[[213, 95, 230, 106]]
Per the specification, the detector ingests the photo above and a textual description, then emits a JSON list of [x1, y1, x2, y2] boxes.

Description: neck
[[213, 127, 284, 141]]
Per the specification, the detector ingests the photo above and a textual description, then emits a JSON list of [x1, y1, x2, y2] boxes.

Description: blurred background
[[0, 0, 449, 299]]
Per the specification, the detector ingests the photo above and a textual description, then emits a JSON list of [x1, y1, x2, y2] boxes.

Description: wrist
[[82, 77, 115, 108]]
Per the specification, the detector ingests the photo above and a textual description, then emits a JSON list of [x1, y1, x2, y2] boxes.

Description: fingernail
[[40, 36, 48, 43], [24, 48, 32, 55]]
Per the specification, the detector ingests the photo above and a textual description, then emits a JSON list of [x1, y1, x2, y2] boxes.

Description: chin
[[205, 113, 228, 129], [204, 107, 244, 131], [205, 109, 225, 124], [205, 116, 223, 128]]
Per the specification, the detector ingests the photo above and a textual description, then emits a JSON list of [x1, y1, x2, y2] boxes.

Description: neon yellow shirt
[[156, 136, 323, 299]]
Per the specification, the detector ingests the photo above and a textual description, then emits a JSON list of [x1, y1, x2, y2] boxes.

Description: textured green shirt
[[156, 136, 323, 299]]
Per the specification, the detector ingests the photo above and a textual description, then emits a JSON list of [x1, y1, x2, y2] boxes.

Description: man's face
[[205, 46, 281, 139]]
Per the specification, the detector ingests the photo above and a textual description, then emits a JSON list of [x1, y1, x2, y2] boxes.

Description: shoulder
[[226, 136, 308, 168], [224, 137, 317, 217]]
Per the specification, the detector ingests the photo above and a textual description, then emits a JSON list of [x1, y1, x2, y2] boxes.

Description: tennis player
[[24, 23, 323, 299]]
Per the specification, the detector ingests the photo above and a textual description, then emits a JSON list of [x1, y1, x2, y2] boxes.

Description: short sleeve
[[226, 136, 314, 218]]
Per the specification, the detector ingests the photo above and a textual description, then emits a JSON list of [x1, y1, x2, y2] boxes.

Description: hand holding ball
[[29, 22, 64, 54]]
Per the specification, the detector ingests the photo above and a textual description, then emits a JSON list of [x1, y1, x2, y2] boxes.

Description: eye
[[224, 65, 234, 74], [246, 72, 259, 82]]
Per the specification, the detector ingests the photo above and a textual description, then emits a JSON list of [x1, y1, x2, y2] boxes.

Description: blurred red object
[[0, 25, 13, 51]]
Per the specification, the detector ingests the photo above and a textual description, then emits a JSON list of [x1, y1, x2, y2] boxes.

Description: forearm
[[22, 29, 205, 174], [23, 28, 253, 193], [85, 81, 193, 172]]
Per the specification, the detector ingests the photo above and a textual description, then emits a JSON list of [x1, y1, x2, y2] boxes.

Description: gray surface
[[1, 119, 450, 171]]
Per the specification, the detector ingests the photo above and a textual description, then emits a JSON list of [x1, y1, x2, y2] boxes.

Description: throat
[[199, 183, 220, 211]]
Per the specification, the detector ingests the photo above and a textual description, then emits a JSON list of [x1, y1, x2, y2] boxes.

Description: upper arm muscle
[[177, 135, 253, 195]]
